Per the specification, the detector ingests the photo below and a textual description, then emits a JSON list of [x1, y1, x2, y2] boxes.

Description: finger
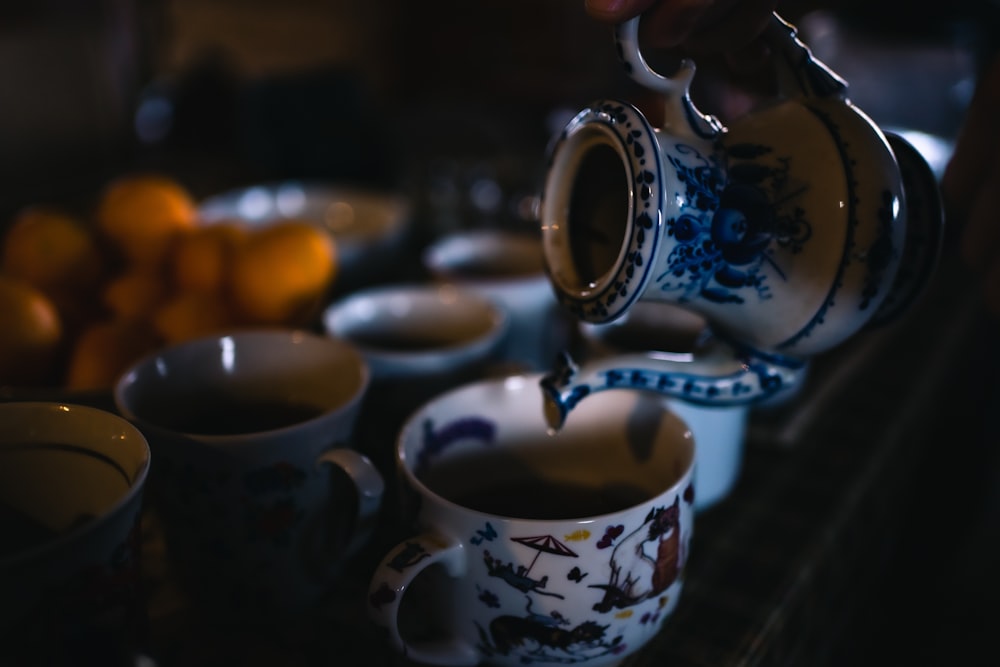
[[722, 38, 772, 77], [584, 0, 659, 23], [683, 0, 779, 53], [635, 0, 715, 48], [958, 158, 1000, 273]]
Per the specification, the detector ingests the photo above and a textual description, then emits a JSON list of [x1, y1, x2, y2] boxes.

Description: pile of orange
[[0, 173, 338, 390]]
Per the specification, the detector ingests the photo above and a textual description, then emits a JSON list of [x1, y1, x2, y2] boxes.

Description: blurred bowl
[[322, 283, 509, 381], [197, 181, 413, 289]]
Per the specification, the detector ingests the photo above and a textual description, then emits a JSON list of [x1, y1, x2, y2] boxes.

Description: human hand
[[583, 0, 779, 71], [942, 53, 1000, 316]]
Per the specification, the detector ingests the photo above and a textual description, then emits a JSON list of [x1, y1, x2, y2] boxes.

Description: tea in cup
[[113, 329, 383, 619], [0, 401, 150, 665], [368, 373, 695, 667]]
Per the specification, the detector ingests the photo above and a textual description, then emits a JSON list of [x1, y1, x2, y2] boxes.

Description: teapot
[[539, 14, 944, 429]]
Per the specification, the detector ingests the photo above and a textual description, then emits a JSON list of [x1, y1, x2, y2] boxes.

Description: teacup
[[322, 282, 508, 384], [422, 228, 573, 371], [0, 402, 150, 665], [322, 283, 509, 472], [368, 373, 695, 667], [579, 302, 749, 511], [113, 329, 383, 619]]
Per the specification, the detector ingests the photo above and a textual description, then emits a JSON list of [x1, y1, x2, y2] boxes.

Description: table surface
[[137, 252, 995, 667]]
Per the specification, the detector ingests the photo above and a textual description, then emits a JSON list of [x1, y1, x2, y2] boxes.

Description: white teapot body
[[538, 14, 943, 424]]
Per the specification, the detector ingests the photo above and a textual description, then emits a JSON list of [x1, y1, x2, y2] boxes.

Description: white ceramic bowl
[[322, 283, 509, 381], [197, 181, 413, 287]]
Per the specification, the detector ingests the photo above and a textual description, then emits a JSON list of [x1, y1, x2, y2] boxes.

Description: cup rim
[[112, 327, 370, 444], [322, 283, 510, 365], [0, 401, 150, 568], [396, 373, 695, 524], [422, 228, 548, 287]]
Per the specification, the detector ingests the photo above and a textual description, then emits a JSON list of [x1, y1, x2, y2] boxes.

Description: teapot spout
[[540, 345, 807, 431]]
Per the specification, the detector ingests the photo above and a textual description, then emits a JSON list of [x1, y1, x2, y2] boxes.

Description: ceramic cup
[[579, 302, 749, 512], [422, 228, 573, 372], [368, 373, 696, 667], [322, 283, 509, 473], [0, 402, 150, 665], [113, 329, 383, 619]]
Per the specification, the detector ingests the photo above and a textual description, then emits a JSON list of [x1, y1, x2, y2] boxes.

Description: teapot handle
[[613, 17, 723, 139], [763, 13, 848, 100]]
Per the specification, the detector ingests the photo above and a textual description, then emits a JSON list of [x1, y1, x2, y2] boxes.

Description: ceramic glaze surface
[[0, 403, 150, 646], [538, 13, 943, 420], [322, 283, 509, 380], [368, 375, 696, 667], [113, 330, 383, 616]]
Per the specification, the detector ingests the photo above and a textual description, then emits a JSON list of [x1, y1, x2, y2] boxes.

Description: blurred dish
[[197, 181, 413, 288]]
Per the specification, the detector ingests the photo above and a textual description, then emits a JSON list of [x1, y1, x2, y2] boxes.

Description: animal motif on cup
[[242, 496, 303, 548], [243, 461, 306, 494], [469, 495, 691, 664], [589, 498, 682, 613], [241, 462, 307, 547], [477, 612, 623, 664], [472, 522, 498, 545], [414, 416, 496, 477]]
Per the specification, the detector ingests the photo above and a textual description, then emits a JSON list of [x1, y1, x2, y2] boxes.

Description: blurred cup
[[113, 329, 382, 620], [0, 402, 150, 666], [368, 373, 695, 667], [322, 283, 509, 473], [422, 228, 573, 372], [580, 302, 750, 512]]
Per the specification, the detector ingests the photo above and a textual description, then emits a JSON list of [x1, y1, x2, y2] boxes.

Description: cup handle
[[314, 447, 384, 557], [367, 532, 479, 666]]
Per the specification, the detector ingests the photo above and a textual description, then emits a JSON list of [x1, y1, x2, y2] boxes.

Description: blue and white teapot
[[539, 14, 944, 429]]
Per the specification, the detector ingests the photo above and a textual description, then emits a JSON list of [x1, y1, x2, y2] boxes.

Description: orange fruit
[[101, 269, 169, 320], [1, 205, 104, 298], [0, 276, 63, 386], [168, 222, 248, 293], [64, 319, 160, 391], [152, 290, 239, 345], [48, 290, 103, 345], [229, 220, 337, 325], [95, 173, 197, 268]]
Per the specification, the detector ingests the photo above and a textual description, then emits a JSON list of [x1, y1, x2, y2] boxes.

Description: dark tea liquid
[[148, 397, 323, 435], [446, 479, 650, 520], [421, 451, 652, 520], [348, 330, 463, 352], [443, 256, 541, 279]]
